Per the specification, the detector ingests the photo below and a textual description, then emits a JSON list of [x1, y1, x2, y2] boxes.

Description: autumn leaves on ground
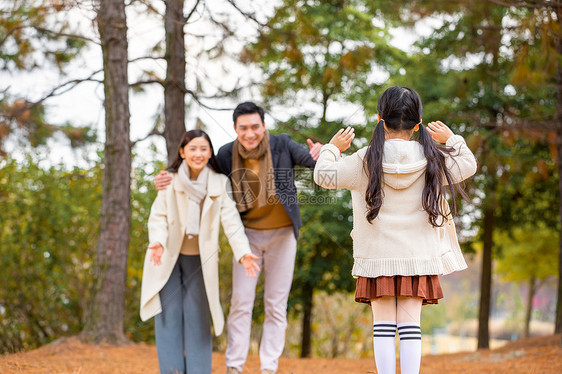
[[0, 334, 560, 374]]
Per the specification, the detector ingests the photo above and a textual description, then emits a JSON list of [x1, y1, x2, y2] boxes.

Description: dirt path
[[0, 335, 560, 373]]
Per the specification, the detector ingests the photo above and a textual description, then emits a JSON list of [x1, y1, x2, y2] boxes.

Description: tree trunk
[[300, 282, 314, 358], [555, 11, 562, 335], [556, 119, 562, 334], [477, 205, 495, 349], [164, 0, 186, 164], [83, 0, 130, 344], [524, 276, 536, 339]]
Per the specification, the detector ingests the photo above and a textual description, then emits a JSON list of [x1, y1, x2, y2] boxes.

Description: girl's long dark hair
[[167, 129, 222, 174], [364, 86, 465, 227]]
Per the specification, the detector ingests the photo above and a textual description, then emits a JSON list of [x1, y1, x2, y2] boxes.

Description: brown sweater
[[241, 158, 292, 230], [179, 234, 199, 255]]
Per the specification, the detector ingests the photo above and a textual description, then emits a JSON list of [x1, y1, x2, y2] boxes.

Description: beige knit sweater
[[313, 135, 477, 278]]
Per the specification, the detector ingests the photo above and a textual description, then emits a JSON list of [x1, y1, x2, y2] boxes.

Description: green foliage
[[308, 292, 372, 358], [495, 225, 558, 283], [0, 0, 85, 72], [291, 187, 355, 306], [245, 0, 406, 113], [395, 0, 559, 244], [500, 283, 526, 336], [421, 303, 447, 335], [0, 153, 163, 352], [0, 156, 101, 352]]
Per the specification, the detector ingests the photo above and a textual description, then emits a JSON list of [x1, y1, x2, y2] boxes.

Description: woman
[[140, 129, 260, 374]]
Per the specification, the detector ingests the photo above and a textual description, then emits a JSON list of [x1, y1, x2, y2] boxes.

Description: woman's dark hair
[[167, 129, 222, 174], [233, 101, 265, 125], [363, 86, 465, 226]]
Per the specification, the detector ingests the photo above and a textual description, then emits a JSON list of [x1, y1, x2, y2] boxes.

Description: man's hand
[[426, 121, 454, 143], [155, 170, 172, 191], [307, 139, 323, 161], [329, 127, 355, 153], [241, 253, 260, 278], [148, 242, 164, 266]]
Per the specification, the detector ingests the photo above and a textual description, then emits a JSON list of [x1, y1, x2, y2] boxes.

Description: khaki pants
[[225, 226, 297, 373]]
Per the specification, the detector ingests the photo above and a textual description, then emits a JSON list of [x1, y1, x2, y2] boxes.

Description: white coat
[[139, 167, 251, 336]]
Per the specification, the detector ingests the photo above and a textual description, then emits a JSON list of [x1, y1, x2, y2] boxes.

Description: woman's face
[[179, 136, 212, 175]]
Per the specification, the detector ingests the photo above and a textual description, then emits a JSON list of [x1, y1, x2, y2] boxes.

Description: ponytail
[[364, 119, 386, 223], [417, 124, 461, 226]]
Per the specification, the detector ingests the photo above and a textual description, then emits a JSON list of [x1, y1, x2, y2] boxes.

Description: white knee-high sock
[[397, 322, 421, 374], [373, 321, 397, 374]]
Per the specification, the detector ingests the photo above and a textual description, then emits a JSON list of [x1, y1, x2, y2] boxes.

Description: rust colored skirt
[[355, 275, 444, 305]]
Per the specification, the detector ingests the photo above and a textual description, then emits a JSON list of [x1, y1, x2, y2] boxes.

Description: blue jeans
[[155, 254, 212, 374]]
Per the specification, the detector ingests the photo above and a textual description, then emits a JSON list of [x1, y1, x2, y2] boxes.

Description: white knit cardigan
[[313, 135, 477, 278]]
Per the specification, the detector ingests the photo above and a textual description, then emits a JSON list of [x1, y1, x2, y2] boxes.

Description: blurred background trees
[[1, 0, 560, 356]]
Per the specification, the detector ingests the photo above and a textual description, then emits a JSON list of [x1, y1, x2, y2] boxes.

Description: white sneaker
[[226, 368, 241, 374]]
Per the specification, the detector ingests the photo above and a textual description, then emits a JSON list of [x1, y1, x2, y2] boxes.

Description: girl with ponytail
[[314, 86, 477, 374]]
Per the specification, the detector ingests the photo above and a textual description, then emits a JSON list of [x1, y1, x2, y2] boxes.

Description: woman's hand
[[154, 171, 172, 191], [426, 121, 454, 143], [241, 254, 260, 278], [148, 242, 164, 266], [329, 127, 355, 153]]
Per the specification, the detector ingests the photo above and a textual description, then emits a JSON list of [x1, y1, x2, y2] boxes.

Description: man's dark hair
[[233, 101, 265, 126]]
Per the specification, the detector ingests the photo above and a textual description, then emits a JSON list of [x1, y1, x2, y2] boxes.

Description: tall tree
[[163, 0, 186, 163], [130, 0, 267, 160], [481, 0, 562, 335], [82, 0, 131, 344], [556, 8, 562, 334]]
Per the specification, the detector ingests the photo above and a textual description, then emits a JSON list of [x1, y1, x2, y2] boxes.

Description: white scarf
[[177, 161, 208, 236]]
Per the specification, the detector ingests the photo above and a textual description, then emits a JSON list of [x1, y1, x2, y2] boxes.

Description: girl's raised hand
[[426, 121, 454, 143], [329, 127, 355, 152], [241, 253, 260, 278]]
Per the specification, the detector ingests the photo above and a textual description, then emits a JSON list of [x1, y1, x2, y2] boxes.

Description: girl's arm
[[219, 179, 260, 277], [314, 127, 360, 190], [427, 121, 478, 184], [444, 135, 478, 184]]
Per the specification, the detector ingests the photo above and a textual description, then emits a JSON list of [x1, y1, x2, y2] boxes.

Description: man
[[155, 102, 321, 374]]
